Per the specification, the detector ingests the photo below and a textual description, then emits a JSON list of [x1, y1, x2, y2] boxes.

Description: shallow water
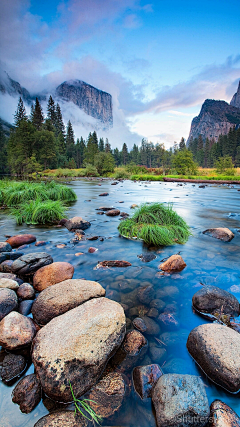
[[0, 179, 240, 426]]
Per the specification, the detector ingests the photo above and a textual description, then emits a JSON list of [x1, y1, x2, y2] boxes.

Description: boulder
[[88, 372, 126, 418], [12, 374, 41, 413], [0, 288, 18, 320], [6, 234, 36, 248], [0, 311, 37, 350], [209, 400, 240, 427], [160, 330, 189, 347], [152, 374, 210, 427], [31, 297, 126, 402], [133, 364, 163, 399], [33, 262, 74, 292], [11, 252, 53, 279], [159, 255, 186, 272], [17, 283, 35, 300], [34, 411, 90, 427], [137, 253, 156, 262], [1, 353, 26, 382], [0, 260, 13, 272], [0, 242, 12, 252], [203, 228, 234, 242], [63, 217, 91, 231], [131, 204, 138, 208], [0, 278, 19, 290], [192, 285, 239, 317], [32, 279, 105, 325], [105, 209, 120, 216], [187, 323, 240, 393]]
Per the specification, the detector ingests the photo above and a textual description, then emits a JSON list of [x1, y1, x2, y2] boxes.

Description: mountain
[[230, 81, 240, 109], [187, 81, 240, 143], [56, 80, 113, 128], [0, 71, 32, 103]]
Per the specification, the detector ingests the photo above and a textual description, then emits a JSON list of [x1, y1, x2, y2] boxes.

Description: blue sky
[[0, 0, 240, 148]]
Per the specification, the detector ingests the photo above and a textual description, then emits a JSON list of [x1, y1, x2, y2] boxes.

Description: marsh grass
[[69, 381, 103, 425], [118, 203, 191, 246], [0, 180, 76, 224]]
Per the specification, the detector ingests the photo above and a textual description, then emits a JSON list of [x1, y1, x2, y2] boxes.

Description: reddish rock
[[88, 247, 98, 253], [87, 236, 98, 240], [0, 260, 13, 272], [99, 193, 109, 196], [17, 283, 35, 300], [33, 262, 74, 292], [158, 313, 180, 331], [35, 241, 48, 247], [6, 234, 36, 248], [96, 260, 132, 268], [105, 209, 120, 216], [159, 255, 186, 272], [122, 330, 147, 356], [133, 317, 147, 333], [34, 411, 89, 427], [12, 374, 41, 413], [0, 311, 37, 350], [0, 288, 18, 320], [1, 353, 26, 382], [133, 364, 163, 399], [203, 228, 234, 242], [209, 400, 240, 426], [64, 216, 91, 231]]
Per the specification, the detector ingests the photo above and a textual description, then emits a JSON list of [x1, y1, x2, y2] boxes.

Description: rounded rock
[[12, 373, 41, 413], [17, 283, 35, 300], [203, 228, 234, 242], [192, 285, 239, 317], [159, 255, 186, 272], [105, 209, 120, 216], [137, 285, 155, 304], [0, 278, 19, 290], [1, 353, 26, 382], [0, 311, 37, 350], [19, 299, 34, 316], [11, 252, 53, 279], [33, 262, 74, 292], [34, 411, 90, 427], [6, 234, 36, 248], [209, 400, 240, 427], [0, 242, 12, 252], [122, 330, 147, 356], [32, 279, 106, 325], [64, 217, 91, 231], [0, 288, 18, 320]]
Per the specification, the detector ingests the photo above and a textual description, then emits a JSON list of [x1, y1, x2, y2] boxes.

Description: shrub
[[84, 164, 99, 177], [113, 167, 131, 179]]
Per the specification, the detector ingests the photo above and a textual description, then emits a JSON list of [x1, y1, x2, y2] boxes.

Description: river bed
[[0, 179, 240, 426]]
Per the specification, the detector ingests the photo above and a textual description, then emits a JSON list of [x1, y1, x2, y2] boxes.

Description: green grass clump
[[12, 199, 66, 225], [118, 202, 191, 246], [131, 174, 164, 181], [69, 381, 103, 425]]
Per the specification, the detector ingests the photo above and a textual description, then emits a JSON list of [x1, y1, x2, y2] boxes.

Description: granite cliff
[[0, 72, 31, 103], [56, 80, 113, 128], [187, 81, 240, 143]]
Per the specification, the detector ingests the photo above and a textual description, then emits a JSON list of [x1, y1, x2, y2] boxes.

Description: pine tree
[[14, 97, 28, 126], [98, 138, 104, 152], [179, 137, 186, 151], [113, 148, 121, 166], [55, 103, 65, 137], [47, 95, 56, 125], [122, 143, 128, 165], [84, 132, 99, 164], [105, 138, 111, 153], [31, 98, 44, 130], [66, 120, 75, 159], [131, 144, 139, 164]]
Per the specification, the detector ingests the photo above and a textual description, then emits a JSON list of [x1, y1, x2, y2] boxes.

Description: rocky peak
[[0, 71, 31, 103], [56, 79, 113, 128], [230, 80, 240, 109]]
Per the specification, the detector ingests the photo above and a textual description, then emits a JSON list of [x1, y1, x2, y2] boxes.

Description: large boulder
[[209, 400, 240, 426], [88, 372, 126, 418], [11, 252, 53, 279], [152, 374, 210, 427], [12, 374, 42, 413], [32, 297, 126, 402], [62, 216, 91, 231], [0, 288, 18, 320], [6, 234, 36, 248], [0, 311, 37, 350], [33, 262, 74, 292], [32, 279, 105, 325], [34, 411, 90, 427], [187, 323, 240, 393], [192, 285, 239, 317], [203, 228, 234, 242], [159, 255, 186, 272]]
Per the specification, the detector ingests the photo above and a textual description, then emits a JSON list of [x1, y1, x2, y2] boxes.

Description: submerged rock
[[99, 192, 109, 196], [152, 374, 210, 427], [137, 285, 155, 304], [137, 253, 156, 262], [133, 364, 163, 399], [0, 311, 37, 350], [0, 278, 19, 290], [203, 228, 234, 242], [209, 400, 240, 426], [12, 374, 41, 413], [110, 329, 148, 373], [187, 323, 240, 393], [32, 279, 105, 325], [11, 252, 53, 280], [96, 260, 132, 268], [105, 209, 120, 216], [6, 234, 36, 248], [88, 372, 126, 418], [32, 297, 126, 402], [192, 285, 239, 317], [159, 255, 186, 272], [1, 353, 26, 382], [34, 411, 90, 427], [33, 262, 74, 292], [0, 288, 18, 320]]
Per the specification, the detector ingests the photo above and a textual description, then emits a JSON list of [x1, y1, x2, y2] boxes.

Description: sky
[[0, 0, 240, 149]]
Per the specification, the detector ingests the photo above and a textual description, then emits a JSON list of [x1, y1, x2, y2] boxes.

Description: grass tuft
[[118, 202, 191, 246], [69, 381, 103, 425], [11, 199, 66, 225]]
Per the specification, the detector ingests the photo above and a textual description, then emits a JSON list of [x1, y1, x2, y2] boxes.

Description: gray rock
[[17, 283, 35, 300], [133, 317, 147, 332], [141, 316, 160, 335], [12, 374, 41, 413], [34, 411, 90, 427], [11, 252, 53, 279], [137, 285, 155, 304], [133, 364, 163, 399], [152, 374, 210, 427], [0, 311, 37, 350], [32, 297, 126, 402], [149, 345, 167, 364], [203, 228, 234, 242], [19, 299, 34, 316], [0, 242, 12, 252], [64, 216, 91, 231], [32, 279, 105, 325], [0, 260, 13, 272], [187, 323, 240, 393], [0, 278, 19, 290], [192, 285, 239, 317], [1, 353, 26, 382], [209, 400, 240, 426], [160, 330, 189, 347], [0, 288, 18, 320]]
